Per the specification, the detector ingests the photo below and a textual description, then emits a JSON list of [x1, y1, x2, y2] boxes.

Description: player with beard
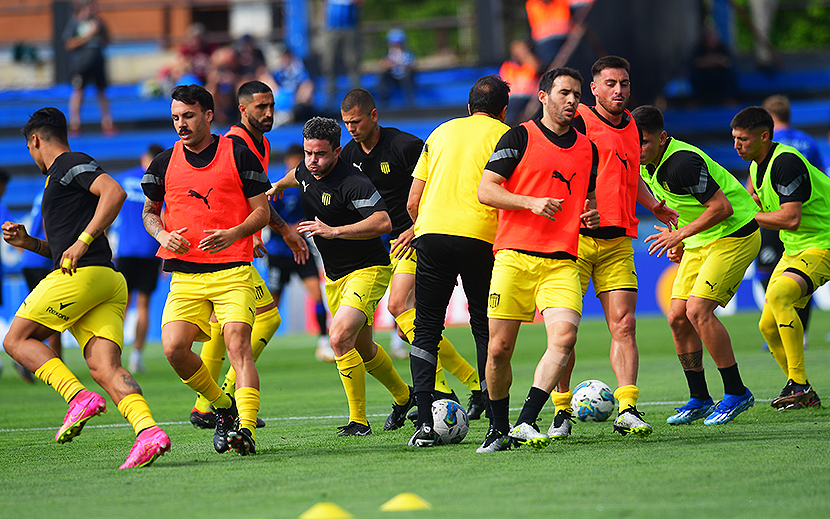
[[188, 81, 308, 430], [550, 56, 678, 439]]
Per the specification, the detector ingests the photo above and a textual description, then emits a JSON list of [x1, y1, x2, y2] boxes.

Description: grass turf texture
[[2, 311, 829, 518]]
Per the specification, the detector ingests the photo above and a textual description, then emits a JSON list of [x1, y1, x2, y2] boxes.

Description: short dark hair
[[341, 89, 376, 114], [731, 106, 774, 138], [0, 168, 10, 185], [285, 143, 304, 157], [762, 94, 790, 124], [22, 107, 68, 144], [172, 84, 214, 113], [302, 117, 341, 149], [237, 80, 272, 104], [631, 105, 664, 135], [468, 75, 510, 118], [539, 67, 583, 94], [591, 55, 630, 79], [146, 144, 164, 158]]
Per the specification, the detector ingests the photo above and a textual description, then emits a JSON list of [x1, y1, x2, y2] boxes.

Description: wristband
[[78, 232, 94, 245]]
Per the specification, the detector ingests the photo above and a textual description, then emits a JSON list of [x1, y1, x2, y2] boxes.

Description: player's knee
[[666, 306, 688, 332], [759, 310, 778, 338], [611, 312, 636, 340], [684, 301, 713, 328], [386, 298, 407, 318]]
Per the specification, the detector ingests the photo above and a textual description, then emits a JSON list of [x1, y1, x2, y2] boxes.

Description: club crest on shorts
[[488, 292, 500, 309]]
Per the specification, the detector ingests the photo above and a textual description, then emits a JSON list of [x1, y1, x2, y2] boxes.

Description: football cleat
[[509, 422, 551, 450], [466, 390, 486, 421], [15, 362, 35, 384], [666, 397, 716, 425], [119, 426, 171, 469], [407, 424, 437, 447], [385, 386, 415, 431], [770, 380, 820, 410], [704, 389, 754, 425], [336, 421, 372, 437], [315, 335, 336, 363], [56, 390, 107, 443], [476, 425, 512, 453], [190, 408, 215, 429], [547, 409, 574, 439], [613, 406, 653, 437], [227, 427, 256, 456], [211, 397, 238, 453]]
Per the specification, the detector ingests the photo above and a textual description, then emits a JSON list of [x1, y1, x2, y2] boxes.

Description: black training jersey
[[295, 157, 390, 280], [42, 151, 115, 270], [754, 143, 812, 204], [644, 140, 721, 205], [486, 119, 598, 192], [340, 126, 423, 239], [142, 135, 270, 273]]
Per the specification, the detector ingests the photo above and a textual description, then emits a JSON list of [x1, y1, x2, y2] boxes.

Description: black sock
[[718, 363, 745, 396], [683, 369, 711, 401], [490, 396, 510, 434], [415, 391, 434, 428], [515, 386, 548, 427]]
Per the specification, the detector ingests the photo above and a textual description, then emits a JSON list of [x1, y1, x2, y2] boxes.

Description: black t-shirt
[[755, 143, 812, 204], [295, 157, 390, 280], [644, 141, 720, 205], [142, 135, 270, 273], [339, 126, 423, 239], [42, 152, 114, 270]]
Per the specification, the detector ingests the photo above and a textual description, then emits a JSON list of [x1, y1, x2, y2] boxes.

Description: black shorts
[[71, 53, 107, 90], [22, 267, 53, 291], [117, 256, 162, 295], [268, 253, 320, 293]]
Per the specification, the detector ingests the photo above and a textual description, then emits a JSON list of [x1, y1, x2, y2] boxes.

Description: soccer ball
[[431, 399, 469, 445], [571, 379, 616, 422]]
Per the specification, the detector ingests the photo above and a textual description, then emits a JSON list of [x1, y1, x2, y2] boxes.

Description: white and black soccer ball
[[431, 399, 469, 445], [571, 379, 616, 422]]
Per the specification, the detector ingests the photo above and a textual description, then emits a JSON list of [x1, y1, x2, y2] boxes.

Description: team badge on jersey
[[322, 192, 331, 206], [380, 162, 391, 174]]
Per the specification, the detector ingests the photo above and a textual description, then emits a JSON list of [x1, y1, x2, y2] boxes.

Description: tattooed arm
[[143, 197, 190, 254]]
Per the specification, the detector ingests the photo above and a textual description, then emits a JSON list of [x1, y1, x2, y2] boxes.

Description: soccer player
[[339, 89, 486, 426], [188, 80, 309, 431], [3, 107, 169, 469], [114, 144, 164, 374], [732, 106, 830, 410], [142, 84, 270, 456], [475, 68, 599, 452], [633, 105, 759, 425], [269, 117, 412, 437], [406, 75, 511, 446], [551, 55, 677, 439]]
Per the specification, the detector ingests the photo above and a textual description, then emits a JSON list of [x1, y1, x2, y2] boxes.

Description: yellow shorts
[[673, 229, 761, 306], [488, 249, 583, 321], [577, 235, 638, 296], [325, 264, 392, 325], [163, 265, 256, 342], [251, 266, 275, 309], [16, 266, 127, 352], [769, 246, 830, 309], [389, 238, 417, 276]]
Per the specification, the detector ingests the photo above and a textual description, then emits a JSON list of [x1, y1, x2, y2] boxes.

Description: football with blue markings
[[571, 379, 616, 422], [431, 399, 469, 445]]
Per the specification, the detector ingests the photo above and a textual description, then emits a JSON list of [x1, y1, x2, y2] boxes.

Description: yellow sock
[[116, 393, 157, 435], [235, 386, 260, 439], [760, 303, 789, 376], [767, 276, 807, 384], [34, 358, 86, 404], [182, 362, 229, 408], [436, 336, 478, 391], [395, 308, 417, 342], [194, 321, 226, 413], [614, 385, 639, 412], [335, 348, 367, 425], [434, 359, 452, 394], [364, 343, 410, 406], [221, 307, 281, 395], [550, 389, 573, 413]]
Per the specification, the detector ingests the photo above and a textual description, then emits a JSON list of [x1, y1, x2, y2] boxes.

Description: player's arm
[[199, 193, 269, 253], [754, 201, 802, 231], [645, 189, 733, 258], [754, 153, 808, 231], [143, 198, 190, 254], [407, 178, 425, 222], [638, 175, 679, 228], [298, 210, 391, 240], [266, 167, 299, 200], [580, 189, 600, 229], [60, 173, 126, 274], [478, 170, 563, 220], [268, 203, 309, 264], [2, 222, 51, 258]]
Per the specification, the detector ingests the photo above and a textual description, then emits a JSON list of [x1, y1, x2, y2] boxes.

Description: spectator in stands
[[321, 0, 363, 103], [114, 144, 164, 373], [272, 46, 316, 127], [378, 29, 416, 107], [525, 0, 571, 73], [63, 0, 114, 136], [234, 35, 270, 83], [205, 45, 242, 125], [499, 39, 541, 126], [690, 24, 738, 106], [748, 0, 779, 71], [148, 23, 213, 97]]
